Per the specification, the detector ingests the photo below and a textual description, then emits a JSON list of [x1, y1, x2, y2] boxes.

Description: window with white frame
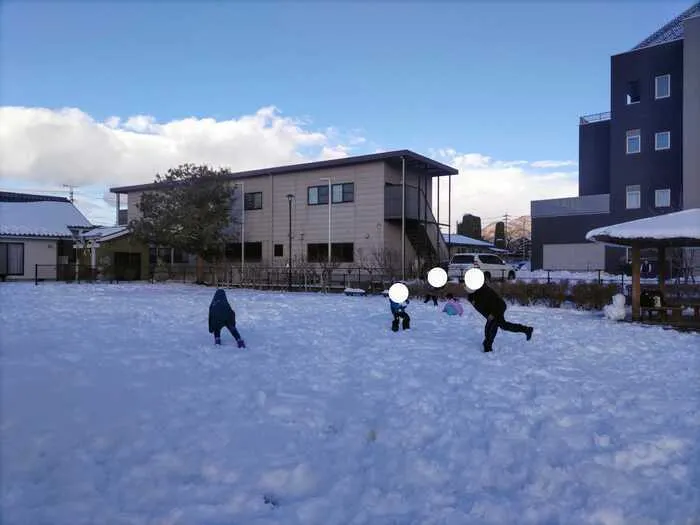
[[655, 74, 670, 99], [626, 129, 641, 154], [655, 189, 671, 208], [626, 185, 641, 209], [655, 131, 670, 150]]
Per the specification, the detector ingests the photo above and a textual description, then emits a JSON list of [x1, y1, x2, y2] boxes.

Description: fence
[[149, 263, 410, 293], [35, 264, 118, 285]]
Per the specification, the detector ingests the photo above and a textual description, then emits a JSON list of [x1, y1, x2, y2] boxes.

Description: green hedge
[[408, 280, 621, 311]]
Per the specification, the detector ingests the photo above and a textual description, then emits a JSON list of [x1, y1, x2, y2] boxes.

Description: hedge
[[408, 280, 621, 311]]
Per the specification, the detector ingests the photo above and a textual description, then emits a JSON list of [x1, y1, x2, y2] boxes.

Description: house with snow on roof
[[0, 192, 148, 281]]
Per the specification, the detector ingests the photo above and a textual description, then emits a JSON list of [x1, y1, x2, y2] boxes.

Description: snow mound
[[604, 293, 627, 321]]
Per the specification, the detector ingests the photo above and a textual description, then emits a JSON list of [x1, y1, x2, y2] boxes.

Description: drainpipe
[[401, 156, 406, 281]]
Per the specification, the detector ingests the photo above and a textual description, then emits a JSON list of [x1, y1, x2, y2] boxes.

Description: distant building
[[531, 3, 700, 272], [456, 214, 482, 240]]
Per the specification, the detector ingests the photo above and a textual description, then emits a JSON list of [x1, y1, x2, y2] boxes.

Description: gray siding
[[683, 15, 700, 209], [609, 41, 684, 221], [579, 120, 611, 196], [531, 194, 610, 218]]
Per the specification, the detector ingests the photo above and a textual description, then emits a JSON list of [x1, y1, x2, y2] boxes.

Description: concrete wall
[[0, 237, 58, 280], [578, 120, 611, 196], [530, 213, 622, 272], [683, 15, 700, 209], [609, 41, 684, 221], [542, 243, 606, 271]]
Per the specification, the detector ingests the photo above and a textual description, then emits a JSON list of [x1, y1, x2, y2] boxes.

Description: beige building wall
[[1, 237, 58, 280], [269, 162, 385, 264], [122, 162, 388, 265]]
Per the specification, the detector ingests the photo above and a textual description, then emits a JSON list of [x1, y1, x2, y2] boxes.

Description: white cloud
[[530, 160, 578, 169], [0, 105, 579, 229], [0, 106, 355, 191], [430, 151, 578, 230]]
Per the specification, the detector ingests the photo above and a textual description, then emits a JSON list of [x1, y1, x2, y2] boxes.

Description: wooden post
[[657, 245, 666, 295], [631, 244, 641, 321]]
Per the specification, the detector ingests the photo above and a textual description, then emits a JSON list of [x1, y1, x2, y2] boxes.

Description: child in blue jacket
[[390, 297, 411, 332], [208, 289, 246, 347]]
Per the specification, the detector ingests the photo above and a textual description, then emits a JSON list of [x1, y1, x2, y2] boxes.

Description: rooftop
[[631, 1, 700, 51], [0, 191, 71, 203], [110, 149, 459, 194], [0, 200, 92, 238]]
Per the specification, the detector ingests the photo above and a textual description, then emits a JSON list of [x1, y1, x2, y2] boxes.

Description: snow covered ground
[[1, 283, 699, 525]]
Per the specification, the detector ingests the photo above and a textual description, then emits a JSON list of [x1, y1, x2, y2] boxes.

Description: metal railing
[[579, 111, 611, 125], [149, 263, 418, 292]]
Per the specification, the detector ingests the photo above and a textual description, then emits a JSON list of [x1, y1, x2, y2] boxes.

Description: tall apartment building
[[110, 150, 458, 273], [531, 2, 700, 272]]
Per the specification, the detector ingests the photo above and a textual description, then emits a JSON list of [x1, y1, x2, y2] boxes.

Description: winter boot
[[391, 319, 399, 332], [525, 326, 533, 341], [402, 317, 410, 330], [483, 340, 493, 353], [237, 339, 246, 348], [215, 336, 222, 345]]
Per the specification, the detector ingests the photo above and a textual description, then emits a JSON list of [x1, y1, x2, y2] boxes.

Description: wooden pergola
[[585, 209, 700, 321]]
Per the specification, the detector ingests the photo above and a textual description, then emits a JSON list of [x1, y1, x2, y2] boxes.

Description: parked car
[[447, 253, 517, 282]]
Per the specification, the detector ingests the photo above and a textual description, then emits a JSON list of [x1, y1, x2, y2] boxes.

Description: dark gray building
[[531, 3, 700, 272]]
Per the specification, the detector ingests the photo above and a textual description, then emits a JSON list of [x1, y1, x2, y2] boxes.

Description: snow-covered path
[[1, 283, 699, 524]]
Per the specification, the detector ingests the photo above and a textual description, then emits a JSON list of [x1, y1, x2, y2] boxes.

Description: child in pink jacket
[[442, 293, 464, 316]]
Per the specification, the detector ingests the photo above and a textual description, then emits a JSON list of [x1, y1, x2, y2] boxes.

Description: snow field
[[1, 283, 699, 525]]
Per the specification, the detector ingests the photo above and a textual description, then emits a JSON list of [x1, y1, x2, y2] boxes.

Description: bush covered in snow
[[408, 280, 622, 311]]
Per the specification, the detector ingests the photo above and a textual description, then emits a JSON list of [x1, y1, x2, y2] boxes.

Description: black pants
[[484, 313, 528, 349], [214, 322, 241, 342], [424, 295, 438, 306], [392, 310, 410, 330]]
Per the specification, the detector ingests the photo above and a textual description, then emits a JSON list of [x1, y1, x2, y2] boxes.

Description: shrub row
[[408, 280, 621, 311]]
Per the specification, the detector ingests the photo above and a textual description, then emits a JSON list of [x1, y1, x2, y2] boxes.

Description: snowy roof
[[586, 209, 700, 247], [83, 226, 130, 242], [445, 234, 494, 247], [632, 2, 700, 50], [0, 201, 92, 238]]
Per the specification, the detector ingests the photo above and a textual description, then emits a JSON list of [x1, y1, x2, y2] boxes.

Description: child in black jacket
[[466, 283, 533, 352], [208, 289, 246, 348]]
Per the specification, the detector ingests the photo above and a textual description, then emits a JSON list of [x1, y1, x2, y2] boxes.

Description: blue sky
[[0, 1, 693, 225]]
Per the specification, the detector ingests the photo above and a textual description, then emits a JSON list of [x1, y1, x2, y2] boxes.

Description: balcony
[[579, 111, 611, 125]]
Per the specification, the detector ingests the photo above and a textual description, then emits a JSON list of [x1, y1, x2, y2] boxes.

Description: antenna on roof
[[62, 184, 75, 203]]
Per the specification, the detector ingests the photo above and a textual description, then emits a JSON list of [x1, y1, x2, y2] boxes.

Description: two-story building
[[109, 150, 459, 277], [531, 2, 700, 272]]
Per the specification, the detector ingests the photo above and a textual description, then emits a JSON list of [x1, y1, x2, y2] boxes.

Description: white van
[[447, 253, 516, 282]]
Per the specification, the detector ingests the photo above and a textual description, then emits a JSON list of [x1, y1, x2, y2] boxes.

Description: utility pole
[[62, 184, 75, 203]]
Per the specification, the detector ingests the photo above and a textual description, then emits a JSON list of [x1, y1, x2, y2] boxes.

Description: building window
[[308, 182, 354, 205], [626, 80, 640, 104], [308, 185, 329, 205], [626, 129, 641, 154], [655, 131, 671, 150], [0, 242, 24, 275], [274, 244, 284, 257], [332, 183, 355, 203], [244, 192, 262, 210], [225, 242, 263, 262], [626, 185, 641, 209], [172, 248, 186, 264], [655, 74, 670, 99], [307, 242, 354, 263], [655, 189, 671, 208]]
